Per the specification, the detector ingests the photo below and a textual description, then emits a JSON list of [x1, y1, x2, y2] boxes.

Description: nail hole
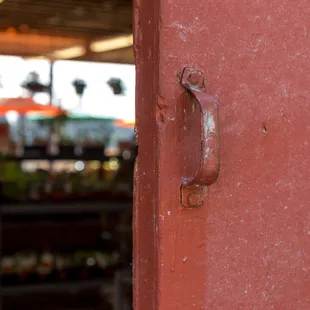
[[262, 124, 268, 135]]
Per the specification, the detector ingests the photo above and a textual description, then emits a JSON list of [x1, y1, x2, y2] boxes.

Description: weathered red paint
[[133, 0, 159, 309], [135, 0, 310, 309]]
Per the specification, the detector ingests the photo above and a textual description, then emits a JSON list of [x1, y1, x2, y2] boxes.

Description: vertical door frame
[[133, 1, 210, 309], [133, 0, 160, 308]]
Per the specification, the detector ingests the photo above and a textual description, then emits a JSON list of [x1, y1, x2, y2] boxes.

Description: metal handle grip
[[180, 68, 220, 208], [184, 89, 219, 186]]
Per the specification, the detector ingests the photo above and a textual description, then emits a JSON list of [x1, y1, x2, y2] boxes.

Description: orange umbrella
[[0, 98, 66, 117], [114, 119, 135, 128]]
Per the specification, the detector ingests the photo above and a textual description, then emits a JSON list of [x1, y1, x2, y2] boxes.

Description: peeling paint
[[204, 112, 216, 134]]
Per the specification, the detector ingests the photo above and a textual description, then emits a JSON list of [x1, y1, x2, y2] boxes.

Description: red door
[[134, 1, 310, 309]]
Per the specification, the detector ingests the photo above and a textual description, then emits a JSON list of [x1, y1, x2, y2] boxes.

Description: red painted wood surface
[[134, 0, 310, 309]]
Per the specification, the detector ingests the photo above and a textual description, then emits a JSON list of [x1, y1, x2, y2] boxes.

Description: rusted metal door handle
[[180, 68, 220, 208]]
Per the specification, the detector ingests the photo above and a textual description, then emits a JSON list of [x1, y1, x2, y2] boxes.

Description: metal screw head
[[181, 184, 205, 208], [187, 192, 203, 207], [180, 67, 205, 91]]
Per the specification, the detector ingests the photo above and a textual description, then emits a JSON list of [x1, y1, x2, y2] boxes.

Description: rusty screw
[[181, 67, 205, 91], [188, 71, 204, 87], [187, 192, 203, 207]]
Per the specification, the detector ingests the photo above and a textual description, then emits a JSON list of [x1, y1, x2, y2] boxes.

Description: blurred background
[[0, 1, 134, 309]]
